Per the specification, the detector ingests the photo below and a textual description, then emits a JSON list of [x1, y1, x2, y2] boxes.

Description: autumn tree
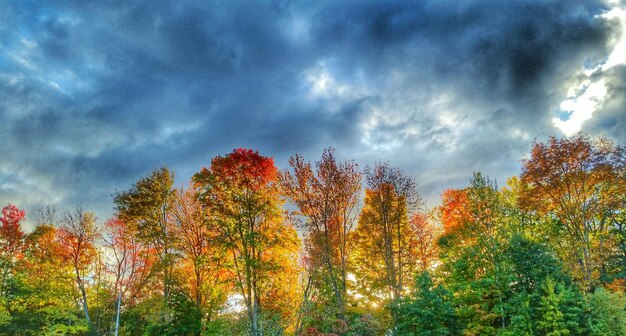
[[0, 204, 25, 330], [0, 204, 25, 257], [606, 210, 626, 287], [0, 204, 26, 283], [350, 163, 421, 332], [436, 173, 512, 333], [519, 135, 626, 288], [1, 208, 89, 335], [104, 216, 155, 336], [279, 148, 361, 319], [408, 212, 439, 272], [114, 166, 177, 301], [194, 148, 300, 336], [57, 206, 100, 334], [439, 189, 470, 235], [169, 185, 230, 325]]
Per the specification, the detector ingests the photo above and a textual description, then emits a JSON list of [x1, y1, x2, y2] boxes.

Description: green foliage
[[499, 292, 533, 336], [1, 135, 625, 335], [536, 278, 568, 336], [506, 235, 567, 293], [0, 300, 9, 328], [587, 287, 626, 336], [201, 314, 250, 336], [121, 291, 201, 336], [395, 272, 461, 336], [536, 278, 588, 336]]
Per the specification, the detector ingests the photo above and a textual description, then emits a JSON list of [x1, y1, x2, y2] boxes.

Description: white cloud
[[304, 62, 356, 100], [553, 2, 626, 136], [553, 79, 608, 136], [602, 6, 626, 70]]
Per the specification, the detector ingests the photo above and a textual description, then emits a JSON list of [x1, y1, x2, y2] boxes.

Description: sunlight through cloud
[[553, 2, 626, 136]]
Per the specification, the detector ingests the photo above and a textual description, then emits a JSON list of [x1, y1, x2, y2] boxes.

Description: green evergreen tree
[[395, 272, 461, 336]]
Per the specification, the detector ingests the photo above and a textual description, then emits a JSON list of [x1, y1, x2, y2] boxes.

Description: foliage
[[536, 277, 588, 336], [195, 148, 301, 336], [395, 272, 461, 336], [114, 166, 177, 301], [519, 135, 626, 287], [587, 287, 626, 336], [1, 135, 625, 336], [279, 148, 361, 318]]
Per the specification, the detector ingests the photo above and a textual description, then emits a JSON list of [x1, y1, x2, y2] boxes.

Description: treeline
[[0, 134, 625, 336]]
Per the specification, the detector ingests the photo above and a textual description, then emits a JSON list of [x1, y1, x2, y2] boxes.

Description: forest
[[0, 133, 625, 336]]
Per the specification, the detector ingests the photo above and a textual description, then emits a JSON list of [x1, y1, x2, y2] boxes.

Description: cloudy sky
[[2, 0, 626, 226]]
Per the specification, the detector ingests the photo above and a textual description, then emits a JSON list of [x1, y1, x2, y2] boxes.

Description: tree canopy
[[1, 135, 625, 336]]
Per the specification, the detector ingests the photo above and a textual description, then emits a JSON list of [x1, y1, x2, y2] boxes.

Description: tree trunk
[[115, 291, 122, 336], [76, 271, 94, 334]]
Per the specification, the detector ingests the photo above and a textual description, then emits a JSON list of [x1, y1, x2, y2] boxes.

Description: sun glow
[[553, 3, 626, 136]]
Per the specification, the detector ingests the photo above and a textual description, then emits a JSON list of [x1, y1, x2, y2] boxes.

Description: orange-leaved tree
[[169, 185, 230, 323], [57, 207, 100, 334], [279, 148, 361, 319], [408, 212, 439, 272], [519, 135, 626, 288], [194, 148, 300, 336], [439, 189, 470, 236]]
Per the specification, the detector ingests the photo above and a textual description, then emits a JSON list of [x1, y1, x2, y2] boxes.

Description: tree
[[0, 204, 25, 257], [0, 208, 87, 335], [520, 135, 626, 288], [114, 166, 176, 301], [436, 173, 513, 334], [279, 148, 361, 317], [0, 204, 26, 286], [169, 185, 230, 326], [104, 216, 155, 336], [194, 148, 300, 336], [504, 236, 573, 335], [408, 212, 439, 272], [57, 206, 100, 334], [350, 163, 427, 334], [536, 278, 588, 336], [395, 272, 461, 336], [604, 210, 626, 288], [587, 287, 626, 336], [0, 204, 25, 332], [439, 189, 470, 236]]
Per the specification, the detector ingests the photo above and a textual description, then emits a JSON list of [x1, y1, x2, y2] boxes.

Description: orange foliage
[[195, 148, 301, 332], [519, 135, 626, 286], [409, 212, 439, 271], [439, 189, 469, 235]]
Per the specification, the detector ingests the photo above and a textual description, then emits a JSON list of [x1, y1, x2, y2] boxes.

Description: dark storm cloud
[[0, 0, 622, 224]]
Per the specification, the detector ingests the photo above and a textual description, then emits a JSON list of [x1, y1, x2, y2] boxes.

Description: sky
[[1, 0, 626, 227]]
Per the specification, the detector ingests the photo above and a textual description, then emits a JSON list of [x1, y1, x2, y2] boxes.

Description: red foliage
[[202, 148, 277, 190], [0, 204, 26, 255], [104, 216, 156, 304]]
